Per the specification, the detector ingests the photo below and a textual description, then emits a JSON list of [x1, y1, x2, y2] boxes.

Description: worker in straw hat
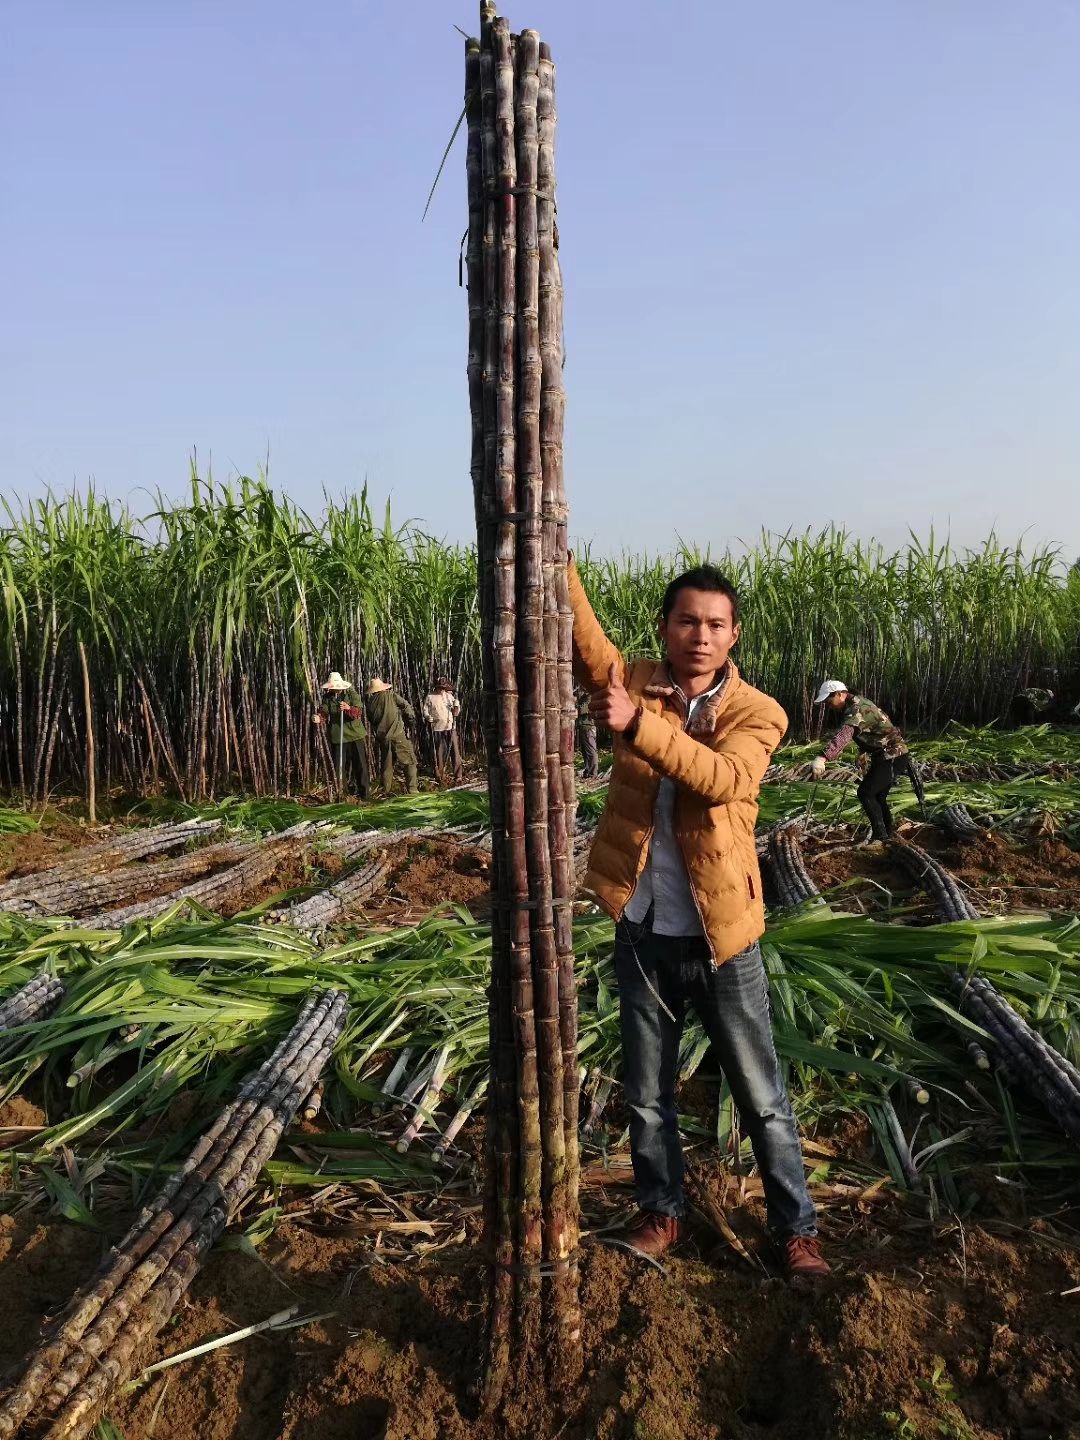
[[314, 671, 370, 800], [364, 678, 419, 794], [422, 676, 464, 784], [811, 680, 925, 843]]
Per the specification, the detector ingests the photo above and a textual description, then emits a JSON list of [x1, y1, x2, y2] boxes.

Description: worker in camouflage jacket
[[811, 681, 923, 843], [314, 671, 370, 800], [1013, 687, 1054, 726], [365, 678, 418, 794]]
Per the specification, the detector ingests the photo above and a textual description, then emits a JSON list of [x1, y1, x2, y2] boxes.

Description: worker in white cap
[[314, 671, 370, 799], [810, 681, 922, 843]]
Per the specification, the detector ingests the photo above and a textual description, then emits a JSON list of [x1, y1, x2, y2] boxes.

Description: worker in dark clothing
[[811, 680, 916, 844], [576, 686, 599, 778], [365, 678, 419, 794], [314, 671, 370, 800], [1012, 687, 1054, 726]]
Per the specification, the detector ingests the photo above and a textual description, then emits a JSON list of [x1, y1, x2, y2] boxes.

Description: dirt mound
[[3, 1200, 1077, 1440], [0, 1095, 47, 1132], [804, 829, 1080, 920], [365, 835, 492, 923], [0, 815, 93, 884], [947, 833, 1080, 914], [805, 842, 926, 917]]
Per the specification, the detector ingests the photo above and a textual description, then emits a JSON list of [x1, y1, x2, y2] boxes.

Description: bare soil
[[1, 1191, 1077, 1440], [804, 827, 1080, 920], [362, 835, 492, 924], [0, 814, 96, 884]]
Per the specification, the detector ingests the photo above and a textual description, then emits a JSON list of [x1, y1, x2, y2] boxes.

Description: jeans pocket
[[616, 914, 650, 946]]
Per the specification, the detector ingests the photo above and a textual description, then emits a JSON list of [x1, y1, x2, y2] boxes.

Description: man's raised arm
[[567, 556, 627, 691]]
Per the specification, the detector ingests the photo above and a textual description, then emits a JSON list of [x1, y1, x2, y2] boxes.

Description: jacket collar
[[643, 659, 736, 735]]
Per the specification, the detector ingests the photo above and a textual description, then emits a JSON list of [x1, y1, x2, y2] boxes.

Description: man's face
[[828, 690, 849, 711], [659, 587, 740, 679]]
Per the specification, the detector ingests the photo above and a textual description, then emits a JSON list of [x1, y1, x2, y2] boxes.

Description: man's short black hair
[[661, 565, 741, 625]]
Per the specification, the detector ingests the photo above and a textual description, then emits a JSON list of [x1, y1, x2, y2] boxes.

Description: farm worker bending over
[[811, 681, 921, 842], [422, 677, 464, 784], [1013, 687, 1054, 726], [571, 557, 829, 1284], [365, 679, 418, 794], [314, 672, 370, 800]]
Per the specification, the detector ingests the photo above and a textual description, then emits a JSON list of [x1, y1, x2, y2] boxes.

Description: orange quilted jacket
[[569, 562, 787, 964]]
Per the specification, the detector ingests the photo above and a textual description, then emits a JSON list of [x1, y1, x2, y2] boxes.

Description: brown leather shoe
[[783, 1234, 831, 1285], [621, 1210, 683, 1261]]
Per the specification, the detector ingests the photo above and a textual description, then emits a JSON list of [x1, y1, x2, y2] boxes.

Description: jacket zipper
[[616, 670, 731, 965], [670, 684, 717, 966]]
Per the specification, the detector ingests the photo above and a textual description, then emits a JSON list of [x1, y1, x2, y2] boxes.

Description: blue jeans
[[614, 914, 816, 1237]]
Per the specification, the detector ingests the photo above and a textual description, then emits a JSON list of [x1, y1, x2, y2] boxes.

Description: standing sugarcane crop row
[[466, 4, 580, 1411], [0, 987, 348, 1440]]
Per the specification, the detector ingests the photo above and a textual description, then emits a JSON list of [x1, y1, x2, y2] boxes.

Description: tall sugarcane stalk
[[0, 987, 347, 1440], [467, 4, 581, 1412]]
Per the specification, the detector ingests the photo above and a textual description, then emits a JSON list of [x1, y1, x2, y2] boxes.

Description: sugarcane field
[[4, 6, 1080, 1440]]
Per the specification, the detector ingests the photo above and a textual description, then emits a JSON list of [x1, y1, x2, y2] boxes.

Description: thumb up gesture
[[589, 663, 639, 734]]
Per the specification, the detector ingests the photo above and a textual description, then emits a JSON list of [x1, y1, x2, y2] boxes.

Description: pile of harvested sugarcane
[[4, 836, 255, 920], [0, 987, 347, 1440], [280, 852, 390, 932], [85, 822, 314, 928], [0, 970, 65, 1063], [465, 1, 581, 1409], [888, 839, 981, 921], [951, 973, 1080, 1144], [765, 823, 824, 909], [0, 819, 223, 915], [936, 803, 985, 843]]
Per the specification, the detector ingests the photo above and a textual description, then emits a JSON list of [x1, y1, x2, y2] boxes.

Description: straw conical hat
[[322, 671, 349, 691], [366, 677, 390, 695]]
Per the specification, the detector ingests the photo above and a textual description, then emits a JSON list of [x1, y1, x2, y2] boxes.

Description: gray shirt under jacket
[[623, 669, 727, 938]]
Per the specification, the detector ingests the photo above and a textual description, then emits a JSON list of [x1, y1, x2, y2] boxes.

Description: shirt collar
[[670, 662, 728, 707]]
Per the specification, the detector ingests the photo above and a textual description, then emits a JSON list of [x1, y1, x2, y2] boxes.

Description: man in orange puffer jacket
[[571, 558, 829, 1284]]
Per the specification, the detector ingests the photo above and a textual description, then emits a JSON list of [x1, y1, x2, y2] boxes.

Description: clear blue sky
[[3, 1, 1079, 558]]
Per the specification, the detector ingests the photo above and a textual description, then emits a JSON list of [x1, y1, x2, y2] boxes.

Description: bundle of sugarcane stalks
[[888, 839, 981, 922], [0, 971, 65, 1063], [0, 819, 223, 913], [465, 1, 581, 1411], [936, 803, 985, 843], [765, 823, 824, 909], [0, 987, 348, 1440], [84, 822, 314, 929], [951, 973, 1080, 1144], [2, 837, 255, 920], [279, 852, 390, 932]]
